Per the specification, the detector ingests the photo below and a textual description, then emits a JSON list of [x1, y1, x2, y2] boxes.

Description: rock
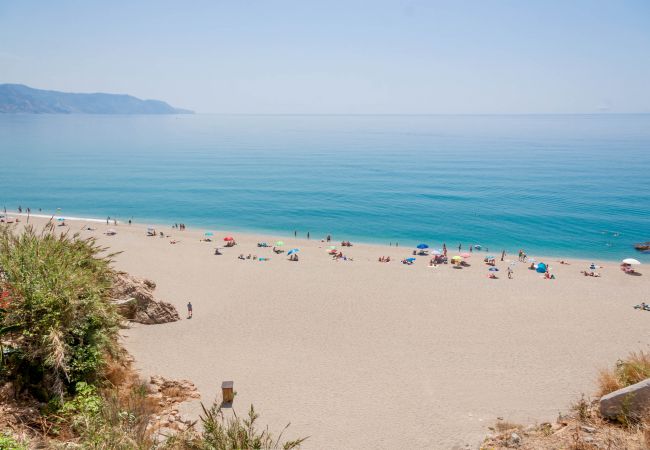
[[584, 436, 594, 443], [111, 272, 180, 324], [581, 425, 596, 433], [509, 432, 521, 445], [599, 378, 650, 420]]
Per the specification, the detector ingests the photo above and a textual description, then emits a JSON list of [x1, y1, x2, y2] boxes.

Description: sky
[[1, 0, 649, 114]]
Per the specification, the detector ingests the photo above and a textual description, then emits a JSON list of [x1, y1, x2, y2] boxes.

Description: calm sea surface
[[1, 114, 649, 261]]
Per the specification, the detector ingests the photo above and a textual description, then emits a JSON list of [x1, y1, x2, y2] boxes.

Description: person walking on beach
[[501, 250, 506, 261], [128, 219, 132, 225], [470, 245, 473, 253], [294, 230, 297, 237], [106, 216, 110, 225], [507, 266, 513, 279], [327, 234, 331, 242], [458, 243, 461, 251], [187, 301, 193, 319], [307, 232, 310, 240]]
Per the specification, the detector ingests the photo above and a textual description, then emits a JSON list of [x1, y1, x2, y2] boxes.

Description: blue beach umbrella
[[416, 243, 429, 249], [486, 255, 495, 259], [287, 248, 300, 255], [406, 257, 416, 262], [536, 263, 547, 273], [489, 267, 499, 271], [57, 217, 65, 221], [204, 231, 214, 237]]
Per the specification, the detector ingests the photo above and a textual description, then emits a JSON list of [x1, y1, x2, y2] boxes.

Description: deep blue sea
[[1, 114, 649, 261]]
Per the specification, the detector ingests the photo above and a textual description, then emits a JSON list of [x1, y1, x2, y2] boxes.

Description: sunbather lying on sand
[[634, 302, 650, 311]]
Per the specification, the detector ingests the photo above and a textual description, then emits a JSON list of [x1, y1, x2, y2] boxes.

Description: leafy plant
[[0, 223, 121, 400], [164, 401, 307, 449]]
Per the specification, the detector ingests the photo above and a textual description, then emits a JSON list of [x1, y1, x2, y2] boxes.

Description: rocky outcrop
[[600, 378, 650, 420], [148, 375, 200, 438], [111, 272, 180, 324]]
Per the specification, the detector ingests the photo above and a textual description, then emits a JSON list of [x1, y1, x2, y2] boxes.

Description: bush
[[164, 401, 307, 449], [598, 351, 650, 397], [0, 433, 27, 450], [0, 224, 121, 400]]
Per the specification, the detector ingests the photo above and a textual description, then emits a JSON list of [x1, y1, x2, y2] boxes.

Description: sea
[[1, 113, 649, 261]]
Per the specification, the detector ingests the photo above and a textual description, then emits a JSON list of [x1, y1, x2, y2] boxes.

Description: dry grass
[[494, 420, 524, 433], [597, 351, 650, 397], [482, 397, 650, 450]]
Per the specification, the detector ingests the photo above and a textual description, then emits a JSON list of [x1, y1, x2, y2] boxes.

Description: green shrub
[[0, 224, 121, 400], [0, 433, 27, 450], [164, 401, 307, 449]]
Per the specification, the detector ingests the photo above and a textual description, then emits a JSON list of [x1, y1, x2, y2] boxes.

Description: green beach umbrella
[[275, 241, 284, 246]]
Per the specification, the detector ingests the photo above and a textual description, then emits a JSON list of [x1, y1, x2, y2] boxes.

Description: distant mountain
[[0, 84, 193, 114]]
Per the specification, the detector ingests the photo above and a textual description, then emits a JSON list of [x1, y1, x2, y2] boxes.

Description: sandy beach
[[11, 214, 650, 449]]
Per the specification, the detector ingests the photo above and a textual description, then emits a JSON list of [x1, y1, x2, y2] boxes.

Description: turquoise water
[[1, 114, 649, 261]]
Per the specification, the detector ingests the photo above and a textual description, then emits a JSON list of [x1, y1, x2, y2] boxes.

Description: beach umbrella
[[431, 249, 442, 255], [474, 245, 482, 249], [328, 245, 336, 249], [489, 267, 499, 271], [287, 248, 299, 255], [275, 241, 284, 246], [416, 243, 429, 249], [406, 257, 416, 262], [622, 258, 641, 265], [536, 263, 547, 273], [204, 231, 214, 237], [57, 217, 65, 221], [224, 236, 234, 241], [486, 255, 495, 259], [461, 252, 471, 258]]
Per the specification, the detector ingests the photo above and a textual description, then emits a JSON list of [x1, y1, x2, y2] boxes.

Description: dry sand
[[13, 215, 650, 449]]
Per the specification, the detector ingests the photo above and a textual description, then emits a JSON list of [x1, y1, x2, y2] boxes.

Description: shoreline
[[3, 210, 641, 265]]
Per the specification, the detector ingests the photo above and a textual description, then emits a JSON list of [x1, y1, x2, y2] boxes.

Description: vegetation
[[0, 433, 27, 450], [164, 402, 307, 450], [598, 350, 650, 397], [0, 223, 120, 401], [0, 223, 305, 449]]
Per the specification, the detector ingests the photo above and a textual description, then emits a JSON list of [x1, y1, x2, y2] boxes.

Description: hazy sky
[[1, 0, 649, 114]]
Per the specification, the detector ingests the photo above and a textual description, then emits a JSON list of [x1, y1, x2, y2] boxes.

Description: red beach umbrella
[[223, 236, 234, 241]]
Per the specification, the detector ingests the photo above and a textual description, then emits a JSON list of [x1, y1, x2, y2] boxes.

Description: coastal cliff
[[0, 84, 193, 114]]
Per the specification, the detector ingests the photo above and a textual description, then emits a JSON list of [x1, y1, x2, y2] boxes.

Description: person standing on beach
[[501, 250, 506, 261], [458, 243, 461, 251], [294, 230, 297, 237], [187, 301, 193, 319], [507, 267, 513, 279], [470, 245, 473, 253], [307, 232, 310, 240], [106, 216, 110, 225], [128, 219, 132, 225]]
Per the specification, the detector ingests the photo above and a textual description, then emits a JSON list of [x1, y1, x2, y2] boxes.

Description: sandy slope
[[15, 215, 650, 449]]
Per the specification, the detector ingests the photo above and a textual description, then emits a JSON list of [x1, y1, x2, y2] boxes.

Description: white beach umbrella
[[622, 258, 641, 265]]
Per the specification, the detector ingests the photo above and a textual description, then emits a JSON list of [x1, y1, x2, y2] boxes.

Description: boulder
[[599, 378, 650, 420], [111, 272, 180, 324]]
